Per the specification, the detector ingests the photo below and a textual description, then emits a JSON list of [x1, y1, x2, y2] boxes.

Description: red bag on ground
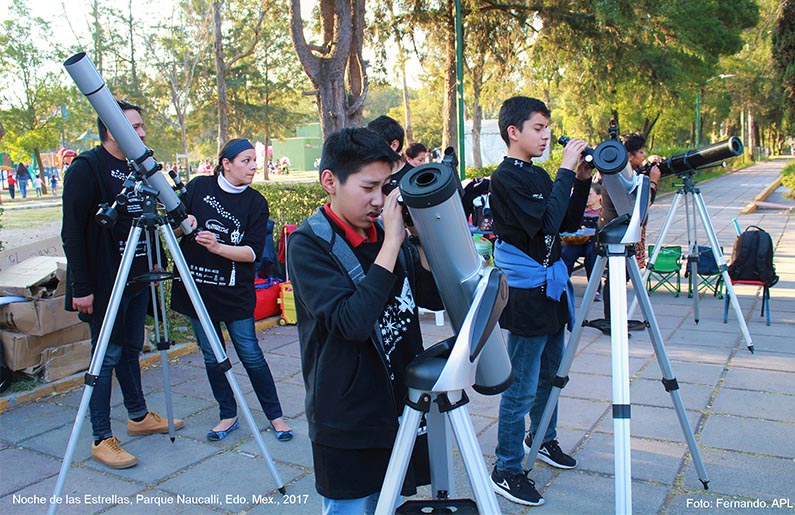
[[254, 277, 283, 320]]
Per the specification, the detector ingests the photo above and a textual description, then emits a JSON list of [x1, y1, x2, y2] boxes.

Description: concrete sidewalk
[[1, 158, 793, 514]]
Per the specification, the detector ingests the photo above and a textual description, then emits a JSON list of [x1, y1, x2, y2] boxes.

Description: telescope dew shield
[[659, 137, 743, 177], [400, 164, 513, 395], [63, 52, 193, 235]]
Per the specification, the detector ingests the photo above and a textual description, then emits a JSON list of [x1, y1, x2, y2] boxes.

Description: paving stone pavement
[[1, 157, 793, 514]]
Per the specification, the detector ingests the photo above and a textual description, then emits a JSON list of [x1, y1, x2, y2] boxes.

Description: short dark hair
[[621, 133, 646, 154], [366, 115, 405, 153], [498, 96, 551, 145], [319, 128, 402, 184], [404, 142, 427, 159], [98, 99, 142, 143]]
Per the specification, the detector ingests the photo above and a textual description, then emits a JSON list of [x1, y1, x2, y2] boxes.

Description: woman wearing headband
[[171, 138, 293, 442]]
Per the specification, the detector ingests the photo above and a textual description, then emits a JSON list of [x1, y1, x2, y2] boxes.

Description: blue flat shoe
[[270, 423, 293, 442], [207, 419, 239, 441]]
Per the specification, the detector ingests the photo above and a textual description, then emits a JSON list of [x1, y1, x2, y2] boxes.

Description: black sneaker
[[532, 436, 577, 469], [491, 467, 544, 506]]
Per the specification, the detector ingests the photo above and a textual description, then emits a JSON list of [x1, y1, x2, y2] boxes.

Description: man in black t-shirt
[[62, 100, 183, 470]]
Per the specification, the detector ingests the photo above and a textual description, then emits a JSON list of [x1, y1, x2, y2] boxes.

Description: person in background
[[7, 173, 15, 199], [170, 138, 292, 443], [404, 142, 428, 168], [560, 183, 602, 299], [15, 162, 30, 198], [367, 115, 412, 182], [33, 175, 43, 197], [62, 99, 184, 469]]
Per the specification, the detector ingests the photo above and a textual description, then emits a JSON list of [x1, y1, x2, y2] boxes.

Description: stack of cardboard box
[[0, 257, 90, 382]]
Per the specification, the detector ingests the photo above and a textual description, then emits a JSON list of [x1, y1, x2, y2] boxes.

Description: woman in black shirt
[[171, 138, 292, 442]]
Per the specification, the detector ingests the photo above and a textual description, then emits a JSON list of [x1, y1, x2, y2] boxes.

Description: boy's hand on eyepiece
[[382, 188, 405, 248], [561, 138, 588, 171]]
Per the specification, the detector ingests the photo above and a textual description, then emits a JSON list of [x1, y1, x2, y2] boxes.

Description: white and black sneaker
[[524, 434, 577, 469], [490, 466, 544, 506]]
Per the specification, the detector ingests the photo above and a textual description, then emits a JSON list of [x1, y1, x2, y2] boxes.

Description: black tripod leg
[[525, 254, 607, 469], [626, 257, 710, 489], [49, 226, 145, 515], [160, 224, 286, 493]]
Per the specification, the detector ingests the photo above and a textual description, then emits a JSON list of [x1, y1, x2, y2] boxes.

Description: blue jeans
[[495, 329, 564, 474], [88, 287, 150, 441], [190, 317, 283, 421], [18, 179, 27, 198], [322, 493, 380, 515], [561, 240, 598, 281]]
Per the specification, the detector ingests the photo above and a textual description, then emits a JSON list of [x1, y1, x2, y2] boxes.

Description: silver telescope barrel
[[400, 163, 513, 395], [63, 52, 193, 236]]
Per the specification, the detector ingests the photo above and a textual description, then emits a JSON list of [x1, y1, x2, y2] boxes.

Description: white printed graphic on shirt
[[379, 277, 416, 380], [201, 194, 244, 286]]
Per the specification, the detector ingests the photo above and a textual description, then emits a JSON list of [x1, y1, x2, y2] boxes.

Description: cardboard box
[[0, 296, 80, 336], [0, 323, 90, 371], [31, 339, 91, 382], [0, 236, 64, 272], [0, 256, 67, 298]]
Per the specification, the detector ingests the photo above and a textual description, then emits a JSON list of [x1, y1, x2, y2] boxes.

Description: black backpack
[[728, 226, 779, 287]]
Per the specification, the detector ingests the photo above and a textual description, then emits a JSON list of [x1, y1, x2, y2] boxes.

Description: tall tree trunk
[[128, 0, 137, 91], [290, 0, 367, 139], [470, 59, 484, 169], [399, 44, 412, 143], [214, 0, 229, 150], [442, 0, 457, 151]]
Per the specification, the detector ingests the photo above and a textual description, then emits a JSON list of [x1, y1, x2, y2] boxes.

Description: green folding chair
[[647, 245, 682, 297]]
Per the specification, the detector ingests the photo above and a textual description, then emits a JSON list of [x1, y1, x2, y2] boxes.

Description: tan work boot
[[91, 436, 138, 469], [127, 411, 185, 436]]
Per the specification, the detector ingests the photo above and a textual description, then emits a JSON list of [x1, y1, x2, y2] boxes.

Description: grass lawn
[[1, 205, 62, 229]]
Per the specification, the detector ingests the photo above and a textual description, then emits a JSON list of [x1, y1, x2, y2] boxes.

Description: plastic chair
[[646, 245, 682, 297], [723, 280, 771, 326], [686, 246, 724, 299]]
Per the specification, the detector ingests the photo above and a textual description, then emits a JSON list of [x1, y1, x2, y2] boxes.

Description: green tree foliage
[[773, 0, 795, 133], [0, 0, 70, 191]]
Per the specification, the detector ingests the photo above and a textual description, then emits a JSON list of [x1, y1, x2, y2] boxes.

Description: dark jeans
[[88, 287, 150, 441], [560, 239, 598, 281], [189, 317, 283, 422], [495, 329, 564, 474]]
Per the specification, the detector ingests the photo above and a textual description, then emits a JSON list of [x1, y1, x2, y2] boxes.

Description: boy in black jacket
[[489, 96, 592, 506], [288, 127, 442, 513]]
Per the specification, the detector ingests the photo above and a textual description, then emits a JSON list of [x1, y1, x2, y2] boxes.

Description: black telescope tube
[[659, 137, 743, 177], [63, 52, 193, 235]]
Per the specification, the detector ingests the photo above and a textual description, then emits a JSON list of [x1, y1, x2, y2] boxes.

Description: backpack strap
[[306, 209, 366, 284]]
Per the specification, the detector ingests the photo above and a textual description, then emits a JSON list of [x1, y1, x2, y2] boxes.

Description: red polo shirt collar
[[322, 203, 378, 248]]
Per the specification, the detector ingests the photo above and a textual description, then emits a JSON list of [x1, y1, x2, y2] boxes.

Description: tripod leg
[[629, 190, 683, 318], [626, 258, 710, 489], [448, 400, 501, 514], [375, 391, 426, 515], [525, 254, 607, 469], [160, 224, 285, 493], [144, 228, 176, 440], [427, 398, 455, 499], [691, 193, 753, 351], [683, 192, 701, 323], [610, 247, 632, 515], [153, 237, 177, 440], [49, 226, 145, 515]]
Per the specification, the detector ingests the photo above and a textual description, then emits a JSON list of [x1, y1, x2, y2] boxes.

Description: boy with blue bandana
[[489, 96, 593, 506]]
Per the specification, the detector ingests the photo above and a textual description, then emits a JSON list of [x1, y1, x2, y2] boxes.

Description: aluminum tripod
[[629, 173, 753, 352], [49, 187, 284, 514], [526, 220, 710, 515]]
